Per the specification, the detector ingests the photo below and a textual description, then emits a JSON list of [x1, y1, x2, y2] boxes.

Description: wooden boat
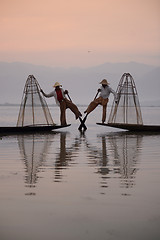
[[97, 123, 160, 132], [0, 124, 71, 134]]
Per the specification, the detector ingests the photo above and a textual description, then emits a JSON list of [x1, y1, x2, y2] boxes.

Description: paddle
[[78, 115, 87, 131], [66, 93, 87, 131], [78, 90, 100, 131], [94, 90, 99, 100], [66, 92, 72, 102]]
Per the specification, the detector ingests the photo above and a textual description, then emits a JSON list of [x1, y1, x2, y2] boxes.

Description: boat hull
[[0, 124, 71, 134], [97, 123, 160, 132]]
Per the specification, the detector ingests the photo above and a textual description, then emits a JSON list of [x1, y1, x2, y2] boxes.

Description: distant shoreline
[[0, 103, 160, 107], [0, 103, 88, 107]]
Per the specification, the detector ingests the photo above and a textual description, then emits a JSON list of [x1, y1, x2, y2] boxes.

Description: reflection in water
[[55, 133, 76, 182], [109, 134, 142, 188], [18, 134, 54, 194], [82, 132, 142, 194], [96, 133, 142, 194], [54, 133, 85, 182], [17, 131, 142, 196], [82, 135, 110, 189], [18, 132, 82, 188], [96, 136, 110, 189]]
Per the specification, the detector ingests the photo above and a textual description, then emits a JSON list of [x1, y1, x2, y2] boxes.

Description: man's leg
[[84, 97, 101, 115], [102, 98, 109, 123], [102, 105, 107, 123], [60, 101, 67, 125], [65, 99, 82, 119]]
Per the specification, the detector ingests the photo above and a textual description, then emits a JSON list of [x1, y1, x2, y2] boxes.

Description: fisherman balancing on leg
[[80, 79, 117, 127], [41, 82, 82, 126]]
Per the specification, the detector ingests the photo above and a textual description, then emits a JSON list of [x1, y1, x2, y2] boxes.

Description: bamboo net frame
[[108, 73, 143, 125], [17, 75, 54, 127]]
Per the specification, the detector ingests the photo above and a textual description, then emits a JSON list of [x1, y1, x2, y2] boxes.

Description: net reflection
[[108, 133, 142, 189], [18, 134, 54, 194], [85, 132, 142, 194], [17, 132, 82, 188]]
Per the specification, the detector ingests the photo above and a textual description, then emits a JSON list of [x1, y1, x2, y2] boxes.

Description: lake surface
[[0, 105, 160, 240]]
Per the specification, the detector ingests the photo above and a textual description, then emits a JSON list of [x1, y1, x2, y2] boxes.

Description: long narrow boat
[[97, 123, 160, 132], [0, 124, 71, 134]]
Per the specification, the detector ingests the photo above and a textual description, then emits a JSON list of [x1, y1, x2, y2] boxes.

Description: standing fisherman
[[41, 82, 82, 125], [84, 79, 118, 123]]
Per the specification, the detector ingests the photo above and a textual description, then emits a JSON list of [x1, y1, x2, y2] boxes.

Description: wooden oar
[[78, 115, 87, 131], [66, 93, 72, 102], [78, 90, 99, 131], [66, 93, 87, 131], [94, 90, 99, 100]]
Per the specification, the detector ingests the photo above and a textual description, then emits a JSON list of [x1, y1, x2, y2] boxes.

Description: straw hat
[[53, 82, 62, 87], [99, 79, 109, 85]]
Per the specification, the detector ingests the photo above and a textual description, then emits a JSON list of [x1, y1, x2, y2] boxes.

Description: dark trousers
[[60, 98, 81, 125], [85, 97, 109, 123]]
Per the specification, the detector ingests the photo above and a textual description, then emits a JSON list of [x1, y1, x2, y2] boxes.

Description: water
[[0, 105, 160, 240]]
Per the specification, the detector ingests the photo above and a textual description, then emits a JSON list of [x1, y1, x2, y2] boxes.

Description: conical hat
[[99, 79, 109, 85], [53, 82, 62, 87]]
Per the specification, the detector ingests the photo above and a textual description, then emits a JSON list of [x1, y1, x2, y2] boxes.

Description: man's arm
[[109, 87, 118, 103], [41, 89, 55, 98]]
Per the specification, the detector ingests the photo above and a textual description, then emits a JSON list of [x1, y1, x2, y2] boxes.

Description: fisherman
[[41, 82, 82, 125], [84, 79, 118, 123]]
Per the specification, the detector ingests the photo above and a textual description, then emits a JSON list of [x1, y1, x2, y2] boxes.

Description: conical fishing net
[[17, 75, 54, 127], [108, 73, 143, 125]]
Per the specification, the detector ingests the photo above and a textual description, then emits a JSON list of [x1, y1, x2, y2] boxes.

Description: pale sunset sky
[[0, 0, 160, 67]]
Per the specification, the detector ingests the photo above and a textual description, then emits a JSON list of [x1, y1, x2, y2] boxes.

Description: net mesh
[[17, 75, 54, 127], [108, 73, 143, 125]]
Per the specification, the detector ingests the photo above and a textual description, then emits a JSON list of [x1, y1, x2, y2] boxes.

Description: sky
[[0, 0, 160, 68]]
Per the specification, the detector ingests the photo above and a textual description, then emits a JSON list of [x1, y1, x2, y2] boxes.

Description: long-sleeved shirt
[[99, 85, 117, 101], [42, 88, 65, 106]]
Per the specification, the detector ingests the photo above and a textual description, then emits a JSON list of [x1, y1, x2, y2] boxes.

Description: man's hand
[[64, 90, 68, 94]]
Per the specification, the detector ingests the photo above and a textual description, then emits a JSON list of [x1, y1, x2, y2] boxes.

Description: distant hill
[[0, 61, 159, 105]]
